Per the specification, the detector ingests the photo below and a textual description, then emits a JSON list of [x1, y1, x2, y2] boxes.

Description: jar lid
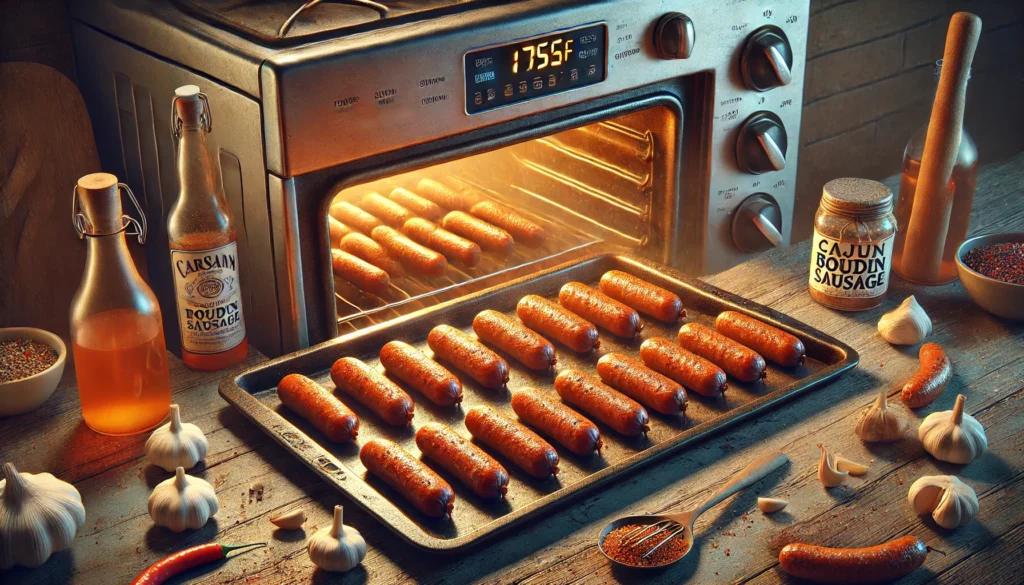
[[821, 178, 893, 217]]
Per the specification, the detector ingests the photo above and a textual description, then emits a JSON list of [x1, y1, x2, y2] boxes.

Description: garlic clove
[[834, 456, 869, 476], [307, 505, 366, 572], [757, 497, 789, 513], [908, 475, 978, 530], [145, 404, 209, 472], [817, 444, 848, 488], [878, 296, 932, 345], [855, 389, 907, 443], [270, 508, 306, 530], [918, 394, 988, 464]]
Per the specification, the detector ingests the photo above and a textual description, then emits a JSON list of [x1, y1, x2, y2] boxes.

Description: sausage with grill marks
[[371, 225, 448, 278], [330, 357, 414, 426], [328, 217, 353, 247], [516, 295, 600, 353], [331, 249, 390, 296], [415, 423, 509, 499], [465, 406, 559, 479], [472, 309, 556, 371], [360, 439, 454, 518], [416, 178, 480, 211], [389, 187, 444, 221], [639, 337, 728, 397], [379, 341, 462, 406], [554, 370, 649, 437], [441, 211, 515, 255], [470, 200, 546, 248], [360, 192, 415, 228], [678, 322, 767, 383], [427, 325, 509, 390], [330, 200, 382, 234], [715, 311, 806, 367], [340, 232, 406, 277], [401, 218, 481, 268], [511, 389, 602, 456], [597, 353, 687, 416], [558, 281, 642, 339], [598, 270, 686, 323], [277, 373, 359, 443]]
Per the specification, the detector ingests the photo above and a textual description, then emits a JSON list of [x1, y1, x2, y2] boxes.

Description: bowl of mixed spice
[[0, 328, 66, 416], [956, 233, 1024, 321]]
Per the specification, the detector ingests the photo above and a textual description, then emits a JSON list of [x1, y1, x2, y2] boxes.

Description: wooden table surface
[[3, 154, 1022, 584]]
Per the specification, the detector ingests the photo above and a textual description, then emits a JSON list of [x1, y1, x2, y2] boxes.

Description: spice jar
[[809, 178, 897, 311]]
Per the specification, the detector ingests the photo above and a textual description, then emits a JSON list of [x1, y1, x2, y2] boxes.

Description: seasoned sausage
[[330, 357, 414, 426], [329, 200, 382, 234], [277, 373, 359, 443], [389, 187, 444, 221], [472, 309, 556, 371], [328, 217, 353, 247], [554, 370, 649, 437], [598, 270, 686, 323], [371, 225, 448, 278], [360, 439, 454, 518], [639, 337, 728, 397], [441, 211, 515, 255], [779, 536, 929, 583], [511, 389, 602, 456], [331, 249, 390, 296], [715, 311, 806, 367], [339, 232, 406, 278], [360, 192, 415, 228], [597, 353, 687, 415], [416, 178, 480, 211], [465, 406, 559, 479], [379, 341, 462, 406], [401, 218, 482, 268], [559, 282, 642, 339], [678, 322, 767, 383], [415, 423, 509, 499], [516, 295, 600, 353], [901, 342, 951, 408], [427, 325, 509, 390], [470, 200, 546, 248]]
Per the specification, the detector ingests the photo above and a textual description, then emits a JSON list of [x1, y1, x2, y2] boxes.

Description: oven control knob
[[732, 193, 783, 253], [735, 111, 787, 175], [654, 13, 695, 59], [740, 25, 794, 91]]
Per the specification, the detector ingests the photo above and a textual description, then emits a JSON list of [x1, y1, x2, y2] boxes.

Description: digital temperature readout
[[465, 24, 607, 114]]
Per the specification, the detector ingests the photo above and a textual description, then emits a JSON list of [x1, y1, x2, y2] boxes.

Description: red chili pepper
[[130, 542, 265, 585]]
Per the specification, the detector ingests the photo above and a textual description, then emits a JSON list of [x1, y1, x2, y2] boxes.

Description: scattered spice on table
[[0, 338, 58, 383], [962, 242, 1024, 284], [602, 524, 689, 566]]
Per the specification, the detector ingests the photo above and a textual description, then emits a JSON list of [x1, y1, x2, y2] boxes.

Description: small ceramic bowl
[[0, 327, 67, 416], [955, 232, 1024, 321]]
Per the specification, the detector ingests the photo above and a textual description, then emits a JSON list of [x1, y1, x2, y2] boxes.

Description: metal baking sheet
[[220, 254, 858, 553]]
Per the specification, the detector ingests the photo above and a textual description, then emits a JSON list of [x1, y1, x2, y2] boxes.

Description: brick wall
[[794, 0, 1024, 241]]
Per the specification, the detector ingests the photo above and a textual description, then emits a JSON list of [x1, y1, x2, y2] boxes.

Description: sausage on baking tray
[[598, 270, 686, 323], [511, 389, 602, 456], [360, 192, 416, 228], [678, 322, 767, 383], [329, 200, 382, 234], [901, 342, 951, 409], [416, 178, 480, 212], [597, 352, 687, 416], [779, 536, 929, 583], [328, 217, 353, 247], [715, 311, 806, 367], [415, 422, 510, 499], [464, 406, 559, 479], [371, 225, 448, 278], [558, 281, 643, 339], [401, 217, 482, 268], [554, 369, 649, 437], [516, 294, 600, 353], [340, 232, 406, 278], [331, 249, 390, 296], [360, 439, 454, 518], [389, 187, 444, 222], [427, 325, 509, 390], [277, 373, 359, 443], [470, 200, 546, 248], [639, 337, 728, 397], [472, 309, 556, 371], [330, 357, 414, 426], [441, 211, 515, 255], [379, 340, 462, 406]]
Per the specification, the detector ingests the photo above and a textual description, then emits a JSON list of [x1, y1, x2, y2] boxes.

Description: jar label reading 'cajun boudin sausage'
[[170, 242, 246, 353], [809, 231, 894, 298]]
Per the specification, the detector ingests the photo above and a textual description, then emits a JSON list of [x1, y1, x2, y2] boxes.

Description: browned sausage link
[[427, 325, 509, 390], [331, 249, 390, 296], [596, 353, 687, 416], [389, 187, 444, 221], [401, 218, 482, 268], [516, 295, 600, 353], [415, 178, 480, 211], [277, 373, 359, 443], [360, 439, 454, 518], [339, 232, 406, 278], [472, 309, 557, 371], [469, 201, 546, 248], [464, 406, 559, 479], [370, 226, 448, 278], [779, 536, 929, 584], [328, 217, 353, 247], [360, 192, 415, 228], [558, 282, 642, 339], [330, 357, 414, 426], [379, 340, 462, 406], [715, 311, 806, 367], [511, 389, 602, 456], [901, 342, 951, 408], [329, 201, 382, 234], [639, 337, 728, 397], [441, 211, 515, 255], [678, 322, 767, 383], [598, 270, 686, 323], [415, 423, 510, 499], [553, 370, 649, 437]]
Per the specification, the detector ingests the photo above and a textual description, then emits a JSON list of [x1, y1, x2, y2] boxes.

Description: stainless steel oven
[[71, 0, 808, 357]]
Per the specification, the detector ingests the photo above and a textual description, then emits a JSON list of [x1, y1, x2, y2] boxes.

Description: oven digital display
[[464, 24, 607, 114]]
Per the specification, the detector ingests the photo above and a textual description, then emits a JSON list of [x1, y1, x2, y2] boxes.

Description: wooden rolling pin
[[899, 12, 982, 283]]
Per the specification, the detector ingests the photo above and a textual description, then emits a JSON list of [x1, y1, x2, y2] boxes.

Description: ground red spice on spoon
[[602, 523, 689, 567], [962, 242, 1024, 284], [0, 338, 58, 383]]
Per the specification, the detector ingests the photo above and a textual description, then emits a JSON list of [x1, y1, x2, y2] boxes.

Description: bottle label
[[170, 242, 245, 353], [809, 231, 894, 298]]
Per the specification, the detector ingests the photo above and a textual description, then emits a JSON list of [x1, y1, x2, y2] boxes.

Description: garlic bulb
[[834, 456, 869, 476], [919, 394, 987, 464], [758, 497, 788, 513], [817, 444, 848, 488], [855, 389, 907, 443], [0, 462, 86, 569], [148, 467, 218, 532], [908, 475, 978, 529], [270, 508, 306, 530], [145, 404, 208, 472], [307, 505, 366, 572], [878, 296, 932, 345]]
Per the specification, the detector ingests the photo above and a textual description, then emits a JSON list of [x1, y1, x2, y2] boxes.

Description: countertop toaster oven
[[71, 0, 808, 357]]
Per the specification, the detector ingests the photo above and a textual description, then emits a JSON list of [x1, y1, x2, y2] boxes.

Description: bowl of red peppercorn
[[956, 233, 1024, 321], [0, 327, 66, 416]]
